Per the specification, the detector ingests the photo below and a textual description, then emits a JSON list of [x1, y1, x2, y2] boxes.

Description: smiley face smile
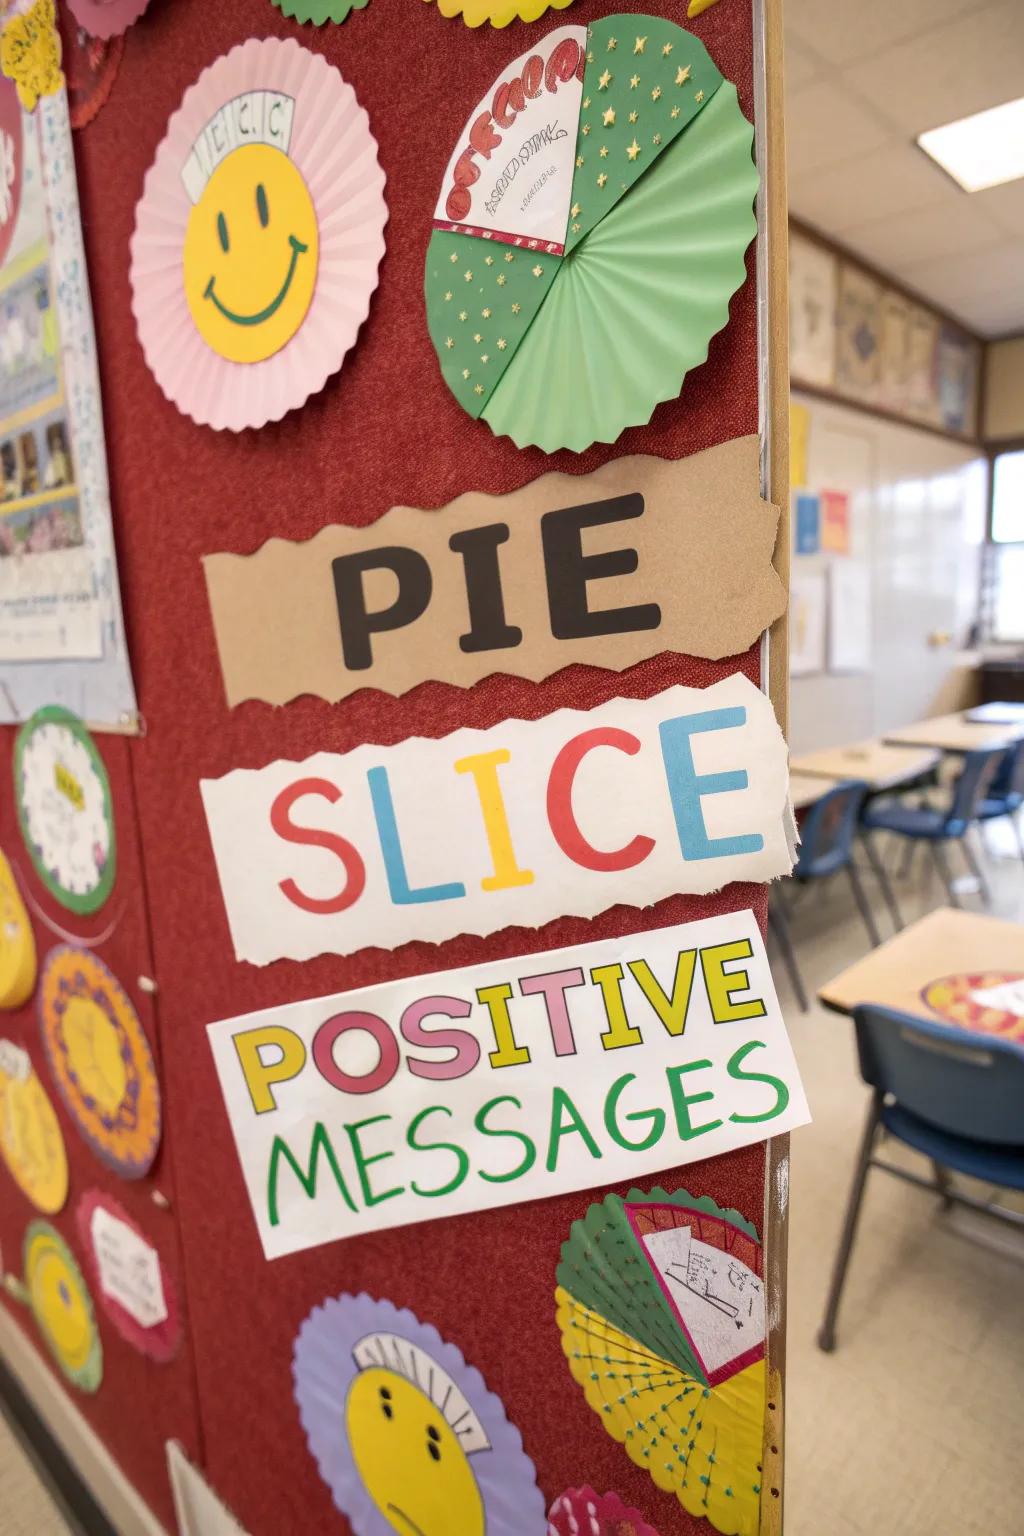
[[202, 234, 309, 327]]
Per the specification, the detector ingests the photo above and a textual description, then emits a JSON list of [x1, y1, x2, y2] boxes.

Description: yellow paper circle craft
[[423, 0, 575, 28], [0, 850, 36, 1010], [21, 1221, 103, 1391], [0, 1048, 68, 1214]]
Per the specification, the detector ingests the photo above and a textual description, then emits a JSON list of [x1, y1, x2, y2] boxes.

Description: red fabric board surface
[[19, 0, 777, 1531], [0, 731, 202, 1531]]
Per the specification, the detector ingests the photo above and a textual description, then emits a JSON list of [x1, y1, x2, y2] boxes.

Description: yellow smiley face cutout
[[346, 1366, 485, 1536], [182, 143, 319, 364], [0, 851, 36, 1010], [0, 1062, 68, 1214], [23, 1222, 103, 1392]]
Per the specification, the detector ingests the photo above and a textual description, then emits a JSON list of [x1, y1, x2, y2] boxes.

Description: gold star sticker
[[481, 354, 489, 363], [505, 251, 515, 262], [607, 35, 617, 49], [482, 307, 492, 318], [473, 332, 482, 342], [653, 132, 662, 144], [582, 124, 591, 136], [597, 172, 608, 187], [599, 145, 609, 158], [676, 65, 691, 85], [532, 264, 543, 277], [628, 110, 638, 123], [497, 338, 507, 350], [459, 310, 468, 321], [651, 86, 662, 101], [496, 274, 506, 286], [464, 270, 473, 281], [603, 107, 616, 126], [572, 222, 581, 232], [445, 337, 454, 349], [598, 69, 612, 89], [485, 255, 494, 266], [586, 50, 594, 62], [511, 303, 521, 314], [670, 106, 681, 119], [571, 202, 581, 217], [630, 74, 640, 88], [695, 89, 704, 102], [662, 42, 673, 56], [444, 291, 453, 301], [576, 154, 585, 168], [474, 384, 484, 396], [583, 96, 591, 109], [626, 138, 641, 160], [449, 252, 459, 263], [634, 35, 646, 53]]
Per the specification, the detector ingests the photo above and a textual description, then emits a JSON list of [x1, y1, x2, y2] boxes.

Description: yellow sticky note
[[790, 400, 810, 488]]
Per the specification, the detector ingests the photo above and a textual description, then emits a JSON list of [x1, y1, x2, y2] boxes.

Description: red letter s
[[270, 777, 366, 915]]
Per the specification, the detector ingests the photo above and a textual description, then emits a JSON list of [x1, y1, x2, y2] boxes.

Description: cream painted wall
[[790, 393, 987, 756], [984, 337, 1024, 442]]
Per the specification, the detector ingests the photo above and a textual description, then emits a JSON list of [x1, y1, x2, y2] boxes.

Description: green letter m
[[266, 1121, 357, 1227]]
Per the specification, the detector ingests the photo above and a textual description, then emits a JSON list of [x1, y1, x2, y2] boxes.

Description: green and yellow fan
[[425, 15, 758, 452], [555, 1188, 766, 1536]]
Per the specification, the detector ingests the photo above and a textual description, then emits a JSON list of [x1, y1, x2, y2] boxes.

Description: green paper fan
[[566, 15, 723, 252], [424, 231, 559, 416], [270, 0, 369, 22], [482, 81, 757, 452]]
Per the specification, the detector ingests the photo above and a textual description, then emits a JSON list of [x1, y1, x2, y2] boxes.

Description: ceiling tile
[[786, 80, 892, 178], [838, 198, 1006, 275], [841, 1, 1024, 136], [785, 0, 992, 67], [899, 242, 1024, 335], [788, 141, 958, 234], [972, 178, 1024, 238]]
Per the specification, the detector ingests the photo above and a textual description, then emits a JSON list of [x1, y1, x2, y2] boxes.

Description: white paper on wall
[[828, 560, 871, 673], [90, 1207, 167, 1329]]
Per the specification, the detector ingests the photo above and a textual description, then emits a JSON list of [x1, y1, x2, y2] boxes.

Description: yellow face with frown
[[346, 1367, 485, 1536], [182, 143, 319, 364]]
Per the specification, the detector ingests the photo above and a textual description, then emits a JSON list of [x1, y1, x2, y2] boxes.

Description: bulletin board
[[0, 1, 793, 1534]]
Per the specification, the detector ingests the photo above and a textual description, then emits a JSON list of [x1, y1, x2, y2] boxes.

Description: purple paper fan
[[293, 1292, 546, 1536]]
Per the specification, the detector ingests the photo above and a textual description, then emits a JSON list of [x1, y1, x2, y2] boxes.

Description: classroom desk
[[790, 739, 940, 790], [818, 907, 1024, 1042], [884, 711, 1024, 755], [789, 772, 838, 810]]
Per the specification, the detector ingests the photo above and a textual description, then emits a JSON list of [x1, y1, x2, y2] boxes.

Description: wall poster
[[0, 62, 135, 725]]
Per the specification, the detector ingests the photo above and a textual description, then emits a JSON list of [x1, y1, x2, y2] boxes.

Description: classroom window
[[991, 450, 1024, 543]]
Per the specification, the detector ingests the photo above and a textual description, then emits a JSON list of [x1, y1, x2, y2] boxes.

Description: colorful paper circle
[[556, 1188, 766, 1536], [77, 1190, 180, 1361], [548, 1488, 662, 1536], [23, 1220, 103, 1392], [921, 971, 1024, 1042], [63, 0, 151, 42], [424, 0, 575, 27], [59, 11, 125, 130], [0, 1046, 67, 1213], [14, 707, 116, 916], [130, 37, 388, 431], [294, 1293, 545, 1536], [0, 850, 36, 1010], [425, 17, 757, 451], [0, 74, 24, 268], [39, 947, 161, 1179], [271, 0, 370, 22]]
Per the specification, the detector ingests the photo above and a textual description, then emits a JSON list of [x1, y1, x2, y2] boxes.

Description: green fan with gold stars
[[424, 16, 758, 453]]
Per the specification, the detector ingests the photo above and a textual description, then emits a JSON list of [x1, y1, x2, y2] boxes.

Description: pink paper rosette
[[548, 1487, 663, 1536], [64, 0, 151, 41], [130, 37, 387, 431], [77, 1189, 181, 1362]]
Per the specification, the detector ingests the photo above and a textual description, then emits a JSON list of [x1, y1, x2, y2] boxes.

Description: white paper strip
[[200, 673, 794, 966], [207, 910, 811, 1260]]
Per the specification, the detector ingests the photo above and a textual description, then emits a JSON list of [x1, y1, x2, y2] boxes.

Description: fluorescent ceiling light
[[918, 96, 1024, 192]]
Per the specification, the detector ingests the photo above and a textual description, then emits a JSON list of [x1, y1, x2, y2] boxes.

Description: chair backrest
[[946, 747, 1008, 832], [854, 1003, 1024, 1146], [794, 779, 869, 879], [989, 737, 1024, 800]]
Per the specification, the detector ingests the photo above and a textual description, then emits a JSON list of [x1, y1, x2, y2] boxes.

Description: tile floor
[[778, 826, 1024, 1536], [1, 833, 1022, 1536]]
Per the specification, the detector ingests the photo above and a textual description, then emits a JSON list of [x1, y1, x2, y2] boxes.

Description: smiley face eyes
[[214, 186, 270, 255], [379, 1385, 393, 1420], [427, 1424, 441, 1462]]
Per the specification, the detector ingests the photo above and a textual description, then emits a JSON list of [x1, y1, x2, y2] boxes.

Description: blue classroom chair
[[770, 780, 879, 1014], [818, 1003, 1024, 1352], [861, 746, 1007, 916], [974, 737, 1024, 866]]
